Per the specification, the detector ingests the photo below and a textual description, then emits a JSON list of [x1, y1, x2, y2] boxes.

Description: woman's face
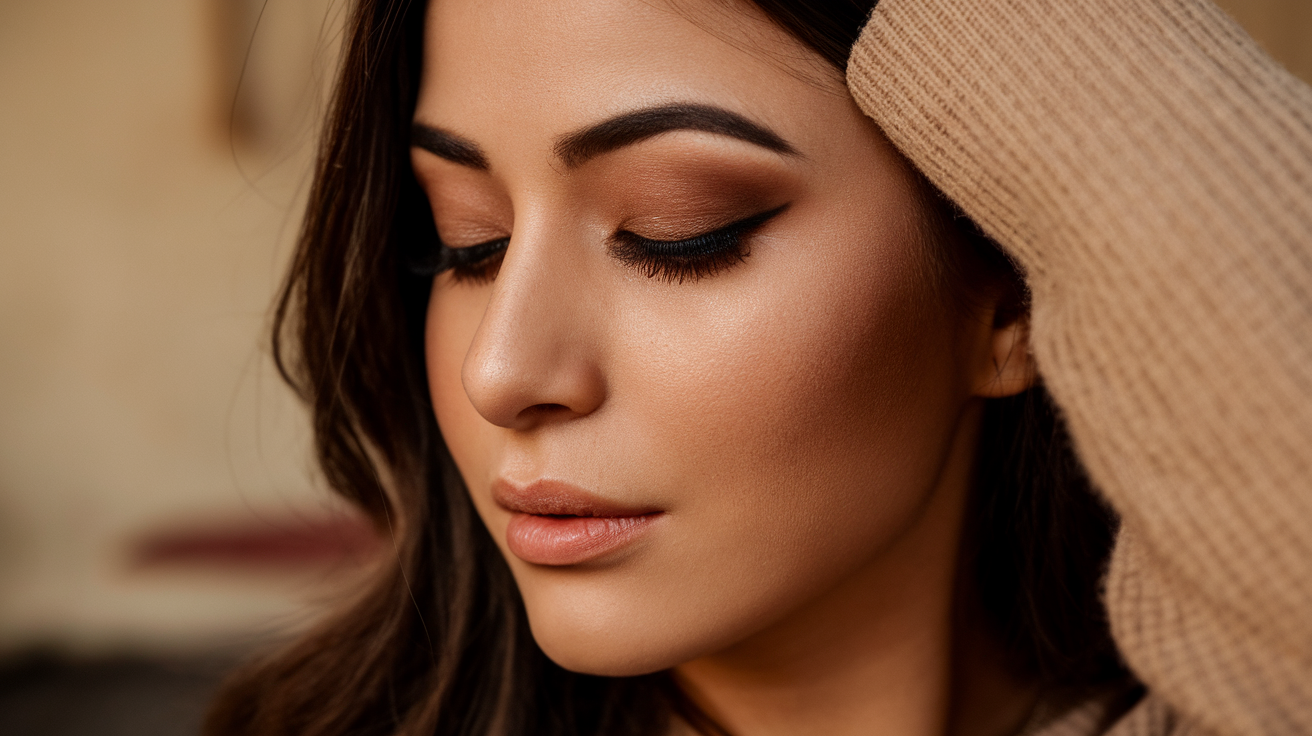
[[415, 0, 1008, 676]]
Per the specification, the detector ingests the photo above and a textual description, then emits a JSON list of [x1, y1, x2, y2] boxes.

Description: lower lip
[[505, 513, 660, 566]]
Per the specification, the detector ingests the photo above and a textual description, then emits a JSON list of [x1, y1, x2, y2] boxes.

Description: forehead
[[417, 0, 839, 157]]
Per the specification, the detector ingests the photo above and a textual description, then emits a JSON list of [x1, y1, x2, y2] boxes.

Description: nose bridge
[[460, 214, 607, 429]]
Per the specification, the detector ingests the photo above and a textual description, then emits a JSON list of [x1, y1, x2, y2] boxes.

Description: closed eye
[[411, 204, 788, 286], [608, 204, 788, 283], [408, 236, 509, 285]]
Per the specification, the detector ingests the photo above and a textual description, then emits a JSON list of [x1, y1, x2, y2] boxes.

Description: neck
[[671, 401, 1037, 736]]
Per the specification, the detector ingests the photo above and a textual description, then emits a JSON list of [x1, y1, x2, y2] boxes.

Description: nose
[[460, 224, 608, 431]]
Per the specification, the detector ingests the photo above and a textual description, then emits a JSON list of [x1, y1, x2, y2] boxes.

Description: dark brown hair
[[205, 1, 1129, 734]]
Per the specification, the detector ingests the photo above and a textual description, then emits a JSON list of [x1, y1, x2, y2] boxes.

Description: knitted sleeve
[[846, 1, 1312, 734]]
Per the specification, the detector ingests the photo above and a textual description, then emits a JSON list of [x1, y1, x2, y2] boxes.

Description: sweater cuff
[[847, 0, 1312, 274]]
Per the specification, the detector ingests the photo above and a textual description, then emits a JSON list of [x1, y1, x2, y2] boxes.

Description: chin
[[534, 636, 678, 678], [509, 552, 786, 677], [515, 576, 704, 676], [526, 615, 692, 677], [506, 541, 856, 679]]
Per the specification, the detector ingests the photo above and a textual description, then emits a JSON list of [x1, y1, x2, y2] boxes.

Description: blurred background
[[0, 0, 376, 733], [0, 0, 1308, 734]]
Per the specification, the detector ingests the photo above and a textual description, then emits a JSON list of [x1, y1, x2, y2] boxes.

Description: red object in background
[[131, 512, 383, 571]]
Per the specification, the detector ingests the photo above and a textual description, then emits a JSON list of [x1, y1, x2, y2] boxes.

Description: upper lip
[[492, 478, 659, 518]]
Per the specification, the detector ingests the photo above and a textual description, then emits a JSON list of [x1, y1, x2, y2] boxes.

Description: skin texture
[[414, 1, 1034, 734]]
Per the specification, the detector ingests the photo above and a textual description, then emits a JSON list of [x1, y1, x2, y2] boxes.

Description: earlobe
[[974, 314, 1035, 398]]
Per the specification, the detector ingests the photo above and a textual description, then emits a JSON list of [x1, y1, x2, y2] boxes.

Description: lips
[[493, 479, 661, 566]]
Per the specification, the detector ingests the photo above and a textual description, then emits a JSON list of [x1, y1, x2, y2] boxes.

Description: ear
[[972, 311, 1035, 398]]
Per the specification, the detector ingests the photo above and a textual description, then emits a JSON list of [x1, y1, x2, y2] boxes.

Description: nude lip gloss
[[493, 479, 662, 566], [504, 513, 660, 566]]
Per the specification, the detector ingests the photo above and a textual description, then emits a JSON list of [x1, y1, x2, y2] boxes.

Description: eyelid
[[443, 237, 509, 261], [443, 204, 786, 258], [610, 204, 787, 250], [405, 235, 507, 279], [417, 204, 787, 285], [607, 204, 788, 284]]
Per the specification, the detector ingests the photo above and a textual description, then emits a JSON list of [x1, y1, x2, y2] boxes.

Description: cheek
[[622, 181, 960, 503], [654, 242, 955, 511], [633, 241, 950, 477], [539, 212, 970, 669]]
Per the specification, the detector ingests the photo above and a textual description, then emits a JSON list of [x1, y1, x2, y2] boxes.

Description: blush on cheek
[[629, 207, 955, 497]]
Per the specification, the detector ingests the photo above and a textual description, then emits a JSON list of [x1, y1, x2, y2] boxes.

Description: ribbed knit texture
[[847, 1, 1312, 734], [1018, 688, 1176, 736]]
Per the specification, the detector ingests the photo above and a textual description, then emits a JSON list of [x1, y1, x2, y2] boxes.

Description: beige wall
[[1216, 0, 1312, 82], [0, 0, 346, 654], [0, 0, 1307, 655]]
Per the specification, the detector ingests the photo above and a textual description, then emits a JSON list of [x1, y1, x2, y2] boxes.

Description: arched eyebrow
[[411, 103, 798, 172], [554, 103, 799, 168]]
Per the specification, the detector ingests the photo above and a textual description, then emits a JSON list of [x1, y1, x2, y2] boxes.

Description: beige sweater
[[847, 1, 1312, 734]]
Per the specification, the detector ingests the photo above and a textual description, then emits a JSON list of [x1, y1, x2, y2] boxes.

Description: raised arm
[[847, 1, 1312, 733]]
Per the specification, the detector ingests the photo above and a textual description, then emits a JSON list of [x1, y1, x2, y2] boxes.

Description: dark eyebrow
[[411, 104, 798, 172], [411, 123, 489, 170], [553, 103, 799, 168]]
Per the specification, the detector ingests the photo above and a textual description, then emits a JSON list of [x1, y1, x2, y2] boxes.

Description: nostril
[[510, 403, 586, 428], [520, 403, 572, 420]]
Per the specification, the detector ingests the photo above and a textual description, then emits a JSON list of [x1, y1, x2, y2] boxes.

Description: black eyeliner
[[613, 204, 787, 253], [609, 204, 788, 283], [440, 238, 509, 270], [417, 203, 788, 285], [406, 236, 508, 282]]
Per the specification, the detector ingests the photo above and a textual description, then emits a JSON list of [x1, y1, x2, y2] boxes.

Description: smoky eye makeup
[[413, 204, 789, 287], [608, 204, 788, 283]]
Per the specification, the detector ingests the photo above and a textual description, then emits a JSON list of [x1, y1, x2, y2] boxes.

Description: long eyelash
[[409, 237, 509, 285], [407, 204, 787, 287], [608, 205, 787, 284], [446, 238, 509, 284]]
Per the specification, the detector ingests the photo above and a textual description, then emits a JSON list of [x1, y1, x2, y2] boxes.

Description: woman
[[206, 1, 1312, 734]]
